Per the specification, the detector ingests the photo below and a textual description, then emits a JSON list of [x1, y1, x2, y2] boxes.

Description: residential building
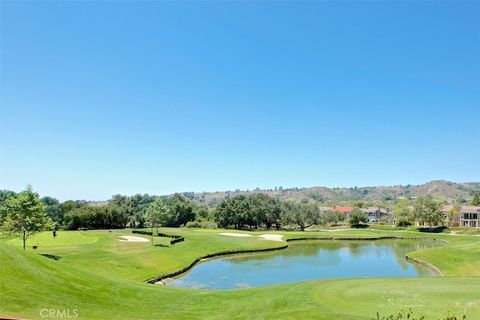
[[333, 206, 353, 219], [459, 206, 480, 228], [360, 207, 389, 224]]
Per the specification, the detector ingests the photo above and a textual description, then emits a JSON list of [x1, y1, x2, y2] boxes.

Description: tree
[[145, 197, 168, 244], [472, 193, 480, 206], [213, 195, 251, 229], [0, 190, 17, 220], [42, 196, 62, 226], [283, 201, 319, 231], [2, 186, 53, 250], [166, 194, 196, 227], [394, 199, 414, 227], [447, 207, 459, 227], [349, 209, 368, 227], [414, 196, 445, 228]]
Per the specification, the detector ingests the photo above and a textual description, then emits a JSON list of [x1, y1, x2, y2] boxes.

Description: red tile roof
[[334, 206, 353, 213]]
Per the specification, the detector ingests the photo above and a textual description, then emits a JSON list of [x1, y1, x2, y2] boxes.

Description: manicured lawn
[[0, 228, 479, 319]]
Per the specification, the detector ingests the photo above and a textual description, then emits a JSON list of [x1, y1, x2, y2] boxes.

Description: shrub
[[349, 210, 368, 227], [186, 219, 218, 229], [417, 226, 448, 233], [396, 218, 412, 227], [170, 237, 184, 245], [132, 229, 182, 239]]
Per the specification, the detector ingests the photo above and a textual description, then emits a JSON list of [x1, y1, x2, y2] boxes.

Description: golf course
[[1, 228, 479, 319]]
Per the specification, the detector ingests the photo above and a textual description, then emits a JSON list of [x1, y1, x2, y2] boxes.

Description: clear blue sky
[[1, 1, 479, 201]]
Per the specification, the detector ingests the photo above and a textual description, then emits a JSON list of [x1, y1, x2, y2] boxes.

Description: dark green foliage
[[414, 196, 446, 227], [213, 194, 323, 231], [110, 194, 156, 227], [170, 237, 184, 245], [0, 190, 17, 219], [131, 230, 184, 245], [396, 218, 412, 227], [417, 226, 448, 233], [472, 193, 480, 206], [282, 201, 320, 231], [349, 209, 368, 227], [1, 186, 53, 250], [307, 192, 324, 202], [213, 194, 284, 230], [63, 203, 128, 230], [214, 195, 252, 229], [319, 210, 344, 226], [185, 219, 218, 229], [42, 196, 62, 226], [165, 194, 196, 227]]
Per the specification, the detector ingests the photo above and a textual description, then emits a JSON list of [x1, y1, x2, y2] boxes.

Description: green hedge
[[132, 230, 185, 245]]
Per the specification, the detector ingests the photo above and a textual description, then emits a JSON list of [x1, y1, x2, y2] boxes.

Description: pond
[[166, 239, 441, 290]]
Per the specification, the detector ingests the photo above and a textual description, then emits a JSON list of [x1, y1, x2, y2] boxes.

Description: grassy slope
[[0, 228, 479, 320]]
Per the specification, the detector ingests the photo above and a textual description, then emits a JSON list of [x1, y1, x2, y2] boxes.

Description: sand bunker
[[219, 232, 283, 242], [258, 234, 283, 241], [118, 236, 149, 243], [219, 232, 253, 238]]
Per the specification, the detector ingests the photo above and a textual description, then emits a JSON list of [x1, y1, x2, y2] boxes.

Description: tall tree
[[42, 196, 62, 226], [472, 193, 480, 206], [414, 196, 445, 228], [394, 199, 414, 226], [145, 197, 168, 244], [283, 201, 319, 231], [2, 186, 53, 250], [167, 194, 196, 227]]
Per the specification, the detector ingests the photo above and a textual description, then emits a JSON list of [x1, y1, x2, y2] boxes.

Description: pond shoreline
[[145, 236, 445, 285]]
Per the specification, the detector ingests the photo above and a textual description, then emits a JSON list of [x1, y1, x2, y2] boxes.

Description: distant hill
[[182, 181, 480, 207]]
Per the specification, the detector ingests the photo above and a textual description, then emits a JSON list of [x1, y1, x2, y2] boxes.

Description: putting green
[[6, 230, 98, 247]]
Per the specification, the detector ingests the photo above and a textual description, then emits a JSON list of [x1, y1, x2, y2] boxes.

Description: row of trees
[[62, 193, 204, 230], [212, 194, 349, 231], [393, 196, 448, 228], [0, 187, 204, 249], [0, 189, 206, 231], [1, 186, 478, 251]]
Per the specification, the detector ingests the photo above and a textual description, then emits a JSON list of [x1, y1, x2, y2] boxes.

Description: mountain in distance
[[183, 180, 480, 207]]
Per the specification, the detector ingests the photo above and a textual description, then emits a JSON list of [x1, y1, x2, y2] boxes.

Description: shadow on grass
[[417, 226, 448, 233], [154, 244, 170, 248], [40, 254, 62, 260]]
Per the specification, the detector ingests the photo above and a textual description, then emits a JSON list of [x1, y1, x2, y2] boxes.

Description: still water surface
[[167, 240, 440, 290]]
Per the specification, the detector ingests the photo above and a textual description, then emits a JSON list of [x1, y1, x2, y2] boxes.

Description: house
[[318, 207, 334, 213], [333, 206, 353, 219], [360, 207, 389, 224], [459, 206, 480, 228]]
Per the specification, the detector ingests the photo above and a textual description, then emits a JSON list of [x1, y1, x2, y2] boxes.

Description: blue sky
[[1, 1, 479, 201]]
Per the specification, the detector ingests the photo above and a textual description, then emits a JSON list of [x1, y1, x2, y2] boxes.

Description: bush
[[132, 229, 182, 239], [396, 218, 412, 227], [417, 226, 448, 233], [349, 210, 368, 227], [132, 230, 153, 236], [185, 219, 218, 229], [170, 237, 185, 245]]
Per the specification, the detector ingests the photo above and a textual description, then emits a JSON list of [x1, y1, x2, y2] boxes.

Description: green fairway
[[1, 228, 479, 319]]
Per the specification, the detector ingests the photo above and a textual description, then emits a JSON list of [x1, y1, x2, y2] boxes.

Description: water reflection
[[167, 240, 441, 290]]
